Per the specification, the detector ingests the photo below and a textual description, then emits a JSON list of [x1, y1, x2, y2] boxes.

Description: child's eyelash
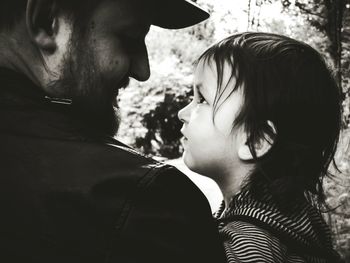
[[197, 92, 207, 104], [187, 90, 194, 101]]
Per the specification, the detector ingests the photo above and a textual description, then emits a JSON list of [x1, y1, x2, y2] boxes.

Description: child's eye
[[196, 92, 207, 104], [187, 90, 194, 101]]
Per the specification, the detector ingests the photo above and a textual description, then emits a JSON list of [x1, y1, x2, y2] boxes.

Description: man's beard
[[47, 38, 129, 138]]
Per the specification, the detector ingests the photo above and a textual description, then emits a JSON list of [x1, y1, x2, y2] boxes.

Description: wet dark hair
[[197, 32, 342, 209]]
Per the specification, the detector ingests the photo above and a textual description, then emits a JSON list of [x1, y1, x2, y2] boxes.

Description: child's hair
[[197, 32, 342, 209]]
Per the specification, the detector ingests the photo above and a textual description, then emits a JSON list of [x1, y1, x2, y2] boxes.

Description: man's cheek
[[92, 37, 126, 71]]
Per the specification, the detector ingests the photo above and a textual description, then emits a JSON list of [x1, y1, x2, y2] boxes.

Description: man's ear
[[238, 121, 276, 161], [26, 0, 58, 53]]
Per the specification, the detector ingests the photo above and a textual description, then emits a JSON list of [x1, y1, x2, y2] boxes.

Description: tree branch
[[295, 1, 327, 18]]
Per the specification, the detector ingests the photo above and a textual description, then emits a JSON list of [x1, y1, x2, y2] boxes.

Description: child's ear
[[238, 121, 276, 161]]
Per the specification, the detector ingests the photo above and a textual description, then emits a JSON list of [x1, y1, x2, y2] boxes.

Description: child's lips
[[180, 137, 188, 146], [180, 128, 188, 145]]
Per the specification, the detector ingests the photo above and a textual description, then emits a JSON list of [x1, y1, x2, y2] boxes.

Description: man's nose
[[178, 103, 192, 124], [129, 46, 150, 81]]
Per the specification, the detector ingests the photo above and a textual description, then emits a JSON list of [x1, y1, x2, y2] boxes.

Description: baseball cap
[[152, 0, 210, 29]]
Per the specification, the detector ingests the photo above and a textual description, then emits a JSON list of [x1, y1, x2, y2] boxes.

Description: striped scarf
[[215, 190, 343, 263]]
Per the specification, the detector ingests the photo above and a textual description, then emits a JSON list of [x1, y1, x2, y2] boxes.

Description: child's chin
[[182, 154, 198, 173]]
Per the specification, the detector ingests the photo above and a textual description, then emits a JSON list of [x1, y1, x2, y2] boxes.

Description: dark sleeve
[[108, 165, 226, 263]]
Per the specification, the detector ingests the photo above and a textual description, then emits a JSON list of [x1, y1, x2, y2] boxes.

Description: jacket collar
[[215, 189, 340, 261], [0, 67, 124, 146], [0, 67, 73, 110]]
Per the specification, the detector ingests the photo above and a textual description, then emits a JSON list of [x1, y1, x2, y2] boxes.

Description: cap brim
[[152, 0, 210, 29]]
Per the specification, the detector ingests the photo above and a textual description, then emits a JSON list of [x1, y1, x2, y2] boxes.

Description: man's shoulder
[[52, 136, 204, 197], [94, 139, 211, 210], [2, 128, 199, 192], [77, 139, 180, 178], [95, 140, 205, 197]]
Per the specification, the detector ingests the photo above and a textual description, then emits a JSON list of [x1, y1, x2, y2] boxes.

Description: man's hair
[[0, 0, 26, 30], [0, 0, 100, 32], [197, 32, 341, 209]]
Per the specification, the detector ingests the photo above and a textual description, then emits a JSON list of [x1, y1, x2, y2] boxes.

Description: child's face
[[178, 60, 245, 178]]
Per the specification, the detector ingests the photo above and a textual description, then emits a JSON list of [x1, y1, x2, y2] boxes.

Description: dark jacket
[[0, 68, 226, 263], [215, 190, 343, 263]]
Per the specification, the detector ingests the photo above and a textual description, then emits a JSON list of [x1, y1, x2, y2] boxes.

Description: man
[[0, 0, 226, 262]]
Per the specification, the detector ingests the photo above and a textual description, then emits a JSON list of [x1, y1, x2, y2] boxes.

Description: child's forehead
[[194, 59, 219, 85], [196, 57, 236, 75], [193, 62, 216, 89], [194, 58, 236, 88], [195, 58, 217, 73]]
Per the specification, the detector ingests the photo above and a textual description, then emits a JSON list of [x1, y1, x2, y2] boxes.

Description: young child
[[178, 32, 343, 262]]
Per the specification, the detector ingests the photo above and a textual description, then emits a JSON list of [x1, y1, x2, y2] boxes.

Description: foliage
[[326, 128, 350, 260], [118, 73, 192, 158]]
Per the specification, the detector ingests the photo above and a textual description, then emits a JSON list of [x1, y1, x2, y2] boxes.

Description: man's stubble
[[47, 25, 129, 138]]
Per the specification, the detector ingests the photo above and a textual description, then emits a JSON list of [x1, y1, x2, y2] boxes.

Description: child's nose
[[178, 103, 192, 124]]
